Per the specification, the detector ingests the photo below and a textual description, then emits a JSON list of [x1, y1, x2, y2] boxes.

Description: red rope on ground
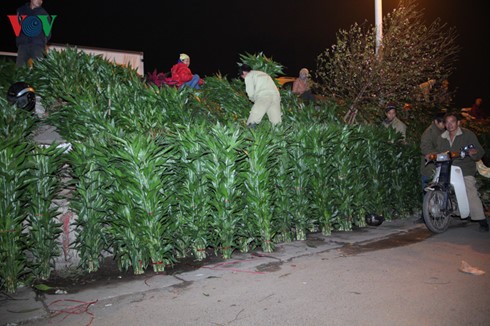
[[48, 299, 97, 326]]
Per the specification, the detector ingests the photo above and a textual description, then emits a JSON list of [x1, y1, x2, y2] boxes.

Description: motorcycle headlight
[[436, 153, 450, 162]]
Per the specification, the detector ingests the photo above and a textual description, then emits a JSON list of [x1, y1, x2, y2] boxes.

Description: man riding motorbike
[[432, 112, 488, 232]]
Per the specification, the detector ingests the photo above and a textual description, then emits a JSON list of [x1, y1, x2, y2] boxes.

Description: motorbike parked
[[422, 144, 475, 233]]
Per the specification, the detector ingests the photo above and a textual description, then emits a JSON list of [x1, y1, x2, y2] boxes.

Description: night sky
[[1, 0, 488, 108]]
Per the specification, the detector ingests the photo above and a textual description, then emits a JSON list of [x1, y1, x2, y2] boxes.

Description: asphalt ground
[[0, 218, 434, 326]]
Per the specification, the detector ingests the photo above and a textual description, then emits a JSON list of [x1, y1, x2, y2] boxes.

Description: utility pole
[[375, 0, 383, 55]]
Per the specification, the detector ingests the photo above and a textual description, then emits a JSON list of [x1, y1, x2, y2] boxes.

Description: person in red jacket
[[170, 53, 204, 89]]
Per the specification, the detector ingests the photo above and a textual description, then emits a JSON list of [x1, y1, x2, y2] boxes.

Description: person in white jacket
[[239, 64, 282, 126]]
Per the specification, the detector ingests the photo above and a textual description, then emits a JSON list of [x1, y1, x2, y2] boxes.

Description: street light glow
[[375, 0, 383, 55]]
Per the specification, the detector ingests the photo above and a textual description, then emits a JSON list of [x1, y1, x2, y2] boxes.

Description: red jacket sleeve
[[171, 62, 193, 86]]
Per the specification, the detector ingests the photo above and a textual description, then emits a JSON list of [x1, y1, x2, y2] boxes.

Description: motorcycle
[[422, 144, 475, 233]]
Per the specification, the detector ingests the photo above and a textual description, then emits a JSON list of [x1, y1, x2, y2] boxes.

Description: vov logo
[[8, 15, 57, 37]]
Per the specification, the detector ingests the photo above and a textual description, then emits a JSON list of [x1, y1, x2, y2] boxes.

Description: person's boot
[[479, 219, 489, 232]]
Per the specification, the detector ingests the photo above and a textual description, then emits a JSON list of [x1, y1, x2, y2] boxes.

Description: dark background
[[1, 0, 488, 108]]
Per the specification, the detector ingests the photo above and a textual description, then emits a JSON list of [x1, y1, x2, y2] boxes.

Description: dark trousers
[[300, 90, 316, 103], [16, 44, 45, 67], [421, 175, 431, 202]]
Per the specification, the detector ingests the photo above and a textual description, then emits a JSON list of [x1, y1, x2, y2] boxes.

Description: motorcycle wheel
[[423, 190, 452, 233]]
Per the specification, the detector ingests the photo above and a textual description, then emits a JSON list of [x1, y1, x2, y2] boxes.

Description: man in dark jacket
[[15, 0, 51, 67], [420, 112, 446, 191], [415, 112, 446, 224], [382, 103, 407, 141], [434, 112, 489, 232]]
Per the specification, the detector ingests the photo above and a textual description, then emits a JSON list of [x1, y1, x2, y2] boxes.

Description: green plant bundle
[[286, 126, 316, 240], [270, 128, 295, 243], [203, 123, 246, 259], [359, 126, 419, 219], [69, 139, 111, 273], [339, 126, 375, 227], [174, 123, 213, 260], [105, 134, 178, 274], [46, 95, 119, 142], [284, 99, 342, 125], [238, 52, 285, 79], [113, 84, 196, 134], [242, 125, 280, 252], [327, 126, 367, 231], [28, 47, 142, 110], [149, 85, 197, 126], [0, 58, 17, 91], [25, 144, 65, 280], [0, 139, 34, 293], [0, 98, 37, 141], [354, 128, 389, 220], [21, 48, 144, 141], [384, 141, 420, 217], [198, 75, 250, 124], [306, 124, 339, 235]]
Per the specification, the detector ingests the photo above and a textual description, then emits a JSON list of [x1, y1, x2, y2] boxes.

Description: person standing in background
[[382, 102, 407, 141], [15, 0, 51, 67]]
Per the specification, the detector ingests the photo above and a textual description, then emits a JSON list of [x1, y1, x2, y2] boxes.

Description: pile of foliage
[[0, 48, 423, 293]]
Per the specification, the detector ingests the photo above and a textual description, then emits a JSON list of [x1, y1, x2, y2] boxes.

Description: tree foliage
[[315, 0, 460, 126]]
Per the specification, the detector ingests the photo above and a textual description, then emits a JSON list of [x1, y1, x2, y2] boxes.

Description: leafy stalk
[[203, 123, 245, 259], [0, 139, 33, 293], [69, 139, 111, 273], [174, 123, 212, 260], [242, 125, 279, 252], [287, 127, 314, 240], [26, 144, 65, 280], [105, 134, 177, 274]]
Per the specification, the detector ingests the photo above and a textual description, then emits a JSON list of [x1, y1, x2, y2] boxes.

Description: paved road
[[13, 221, 489, 326]]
